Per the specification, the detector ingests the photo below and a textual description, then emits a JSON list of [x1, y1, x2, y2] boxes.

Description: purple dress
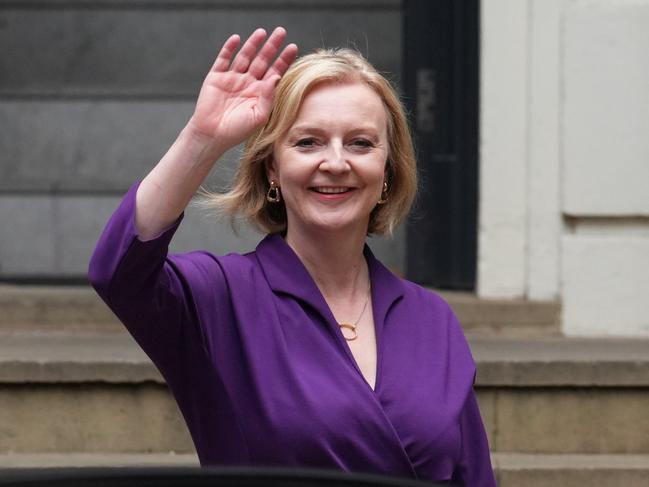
[[88, 182, 496, 486]]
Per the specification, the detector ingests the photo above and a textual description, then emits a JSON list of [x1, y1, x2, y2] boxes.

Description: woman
[[88, 27, 496, 486]]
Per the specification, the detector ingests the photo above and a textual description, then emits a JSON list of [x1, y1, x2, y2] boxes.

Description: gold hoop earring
[[377, 181, 388, 204], [266, 180, 281, 203]]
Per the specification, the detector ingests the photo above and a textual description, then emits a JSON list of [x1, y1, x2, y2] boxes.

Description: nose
[[319, 141, 351, 174]]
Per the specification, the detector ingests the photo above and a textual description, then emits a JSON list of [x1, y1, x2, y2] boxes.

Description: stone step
[[0, 285, 560, 335], [0, 452, 198, 469], [0, 453, 647, 487], [0, 285, 120, 333], [1, 333, 647, 455], [436, 290, 561, 336], [2, 334, 646, 387], [493, 453, 649, 487]]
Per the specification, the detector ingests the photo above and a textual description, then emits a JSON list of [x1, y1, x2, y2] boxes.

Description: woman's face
[[269, 81, 388, 236]]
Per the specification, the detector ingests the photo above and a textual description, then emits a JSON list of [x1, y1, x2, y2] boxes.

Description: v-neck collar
[[254, 233, 405, 394], [253, 234, 417, 477], [255, 233, 404, 317]]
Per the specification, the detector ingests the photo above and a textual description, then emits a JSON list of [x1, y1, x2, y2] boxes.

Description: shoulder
[[367, 250, 460, 327], [399, 278, 465, 338], [397, 276, 458, 321], [159, 247, 262, 310], [167, 248, 260, 284], [396, 277, 475, 364]]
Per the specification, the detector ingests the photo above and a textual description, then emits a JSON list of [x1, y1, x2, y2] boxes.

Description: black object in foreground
[[0, 466, 456, 487]]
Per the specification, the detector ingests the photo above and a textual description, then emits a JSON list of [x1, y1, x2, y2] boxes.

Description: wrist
[[181, 121, 227, 164]]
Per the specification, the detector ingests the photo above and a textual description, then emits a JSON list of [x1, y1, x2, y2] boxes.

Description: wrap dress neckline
[[254, 233, 405, 395]]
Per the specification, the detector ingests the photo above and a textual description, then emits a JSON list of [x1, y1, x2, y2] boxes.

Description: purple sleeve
[[87, 182, 217, 384], [453, 390, 498, 487]]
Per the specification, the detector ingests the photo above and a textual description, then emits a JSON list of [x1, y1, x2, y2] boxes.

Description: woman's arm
[[135, 27, 298, 240], [88, 27, 297, 361]]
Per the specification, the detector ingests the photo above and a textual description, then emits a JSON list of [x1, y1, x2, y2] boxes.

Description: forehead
[[289, 81, 388, 132]]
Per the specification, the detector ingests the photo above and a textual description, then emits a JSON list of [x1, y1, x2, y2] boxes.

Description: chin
[[307, 217, 369, 235]]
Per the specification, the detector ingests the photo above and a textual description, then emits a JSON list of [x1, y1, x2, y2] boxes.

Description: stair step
[[0, 285, 560, 335], [0, 453, 646, 487], [0, 333, 156, 383], [1, 333, 647, 386], [493, 453, 649, 487], [0, 452, 198, 469], [0, 285, 121, 333], [1, 333, 648, 454], [436, 290, 560, 335], [470, 335, 649, 386]]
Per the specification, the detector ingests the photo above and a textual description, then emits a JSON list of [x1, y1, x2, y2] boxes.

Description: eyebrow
[[287, 125, 382, 137]]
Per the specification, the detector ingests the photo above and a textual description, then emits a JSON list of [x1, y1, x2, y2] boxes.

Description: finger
[[248, 26, 287, 79], [211, 34, 241, 72], [230, 28, 267, 73], [257, 75, 282, 119], [261, 74, 281, 99], [263, 43, 298, 80]]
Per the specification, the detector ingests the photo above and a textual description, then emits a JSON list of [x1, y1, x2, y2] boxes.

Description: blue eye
[[295, 138, 316, 148], [352, 139, 373, 148]]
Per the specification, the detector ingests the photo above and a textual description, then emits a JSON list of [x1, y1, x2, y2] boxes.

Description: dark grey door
[[403, 0, 480, 290]]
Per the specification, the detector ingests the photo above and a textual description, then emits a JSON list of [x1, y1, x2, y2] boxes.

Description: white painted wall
[[478, 0, 530, 298], [563, 0, 649, 216], [562, 230, 649, 336], [561, 0, 649, 335], [480, 0, 649, 335], [526, 0, 562, 300]]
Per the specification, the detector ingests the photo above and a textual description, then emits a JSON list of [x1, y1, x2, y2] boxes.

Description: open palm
[[189, 28, 298, 150]]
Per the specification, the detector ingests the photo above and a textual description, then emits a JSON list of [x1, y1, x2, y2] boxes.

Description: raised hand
[[187, 27, 298, 151]]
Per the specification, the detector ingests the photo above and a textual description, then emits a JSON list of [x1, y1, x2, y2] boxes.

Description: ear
[[264, 156, 279, 182]]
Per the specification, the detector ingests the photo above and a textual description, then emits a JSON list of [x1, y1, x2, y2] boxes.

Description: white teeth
[[312, 187, 350, 194]]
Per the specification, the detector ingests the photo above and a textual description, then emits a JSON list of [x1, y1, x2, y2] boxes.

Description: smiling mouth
[[309, 187, 354, 194]]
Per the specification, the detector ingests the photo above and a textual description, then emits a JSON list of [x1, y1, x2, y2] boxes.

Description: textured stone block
[[0, 383, 193, 453], [0, 193, 259, 277], [0, 193, 405, 277], [0, 452, 199, 468], [0, 100, 198, 192], [493, 388, 649, 453], [57, 195, 133, 274], [495, 453, 649, 487], [0, 285, 121, 331], [0, 5, 400, 96], [0, 196, 55, 275]]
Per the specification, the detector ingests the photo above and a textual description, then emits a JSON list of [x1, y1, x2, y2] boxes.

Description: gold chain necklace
[[338, 280, 371, 341]]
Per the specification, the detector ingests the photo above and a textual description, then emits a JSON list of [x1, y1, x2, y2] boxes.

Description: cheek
[[277, 173, 310, 208]]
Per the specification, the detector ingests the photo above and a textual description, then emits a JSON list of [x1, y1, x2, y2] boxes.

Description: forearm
[[135, 27, 295, 240], [135, 123, 226, 240]]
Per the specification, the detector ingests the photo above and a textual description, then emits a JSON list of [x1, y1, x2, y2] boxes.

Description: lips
[[309, 187, 354, 194]]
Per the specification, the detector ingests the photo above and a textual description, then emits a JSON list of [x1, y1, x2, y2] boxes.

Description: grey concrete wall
[[0, 0, 405, 278]]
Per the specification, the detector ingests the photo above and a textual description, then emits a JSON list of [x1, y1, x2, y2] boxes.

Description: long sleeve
[[453, 390, 497, 487]]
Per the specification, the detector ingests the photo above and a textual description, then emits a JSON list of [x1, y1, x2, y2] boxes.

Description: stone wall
[[0, 0, 404, 279]]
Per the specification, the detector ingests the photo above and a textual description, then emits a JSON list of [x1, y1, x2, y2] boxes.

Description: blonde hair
[[202, 48, 417, 236]]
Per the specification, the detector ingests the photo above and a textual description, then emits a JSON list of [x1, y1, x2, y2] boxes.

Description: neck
[[284, 223, 370, 301]]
